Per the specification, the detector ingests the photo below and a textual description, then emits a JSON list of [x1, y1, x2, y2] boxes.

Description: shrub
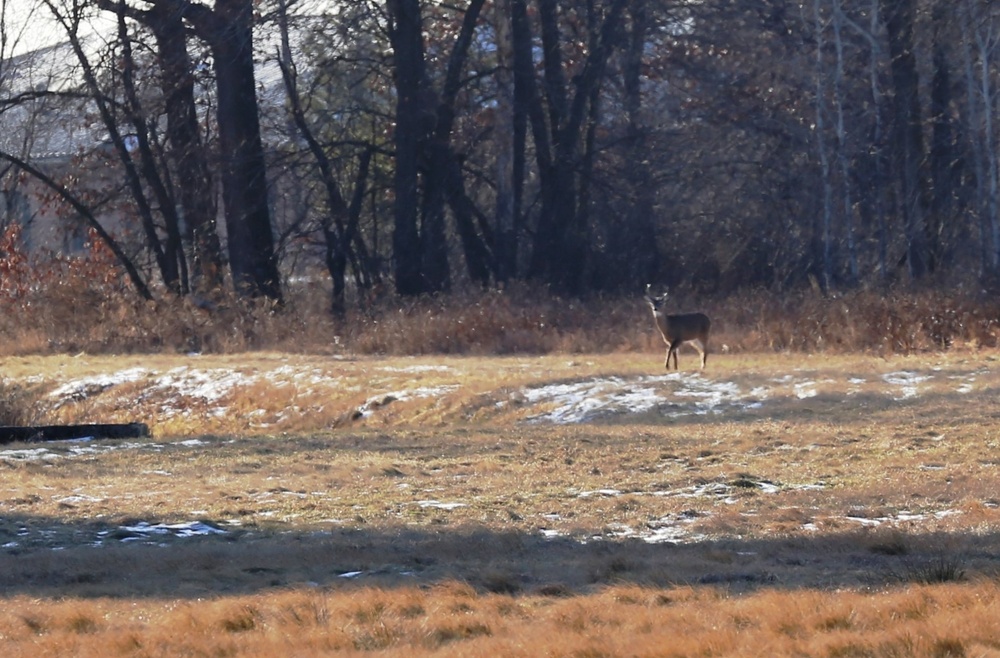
[[1, 222, 998, 358]]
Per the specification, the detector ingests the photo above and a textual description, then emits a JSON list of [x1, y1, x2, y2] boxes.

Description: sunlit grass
[[2, 582, 1000, 657], [0, 349, 999, 655]]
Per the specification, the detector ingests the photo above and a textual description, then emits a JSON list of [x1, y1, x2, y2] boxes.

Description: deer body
[[645, 286, 711, 370]]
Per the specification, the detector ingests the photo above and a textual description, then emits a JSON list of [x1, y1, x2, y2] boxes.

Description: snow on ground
[[2, 359, 991, 552], [27, 358, 991, 431], [882, 371, 933, 400], [115, 521, 227, 542], [522, 374, 748, 423], [356, 385, 461, 418], [48, 367, 150, 404], [0, 440, 156, 462], [1, 515, 230, 551]]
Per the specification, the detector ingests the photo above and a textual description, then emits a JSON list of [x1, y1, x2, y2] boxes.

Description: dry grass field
[[1, 347, 999, 656]]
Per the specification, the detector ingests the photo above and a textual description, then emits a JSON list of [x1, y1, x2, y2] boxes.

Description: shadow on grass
[[0, 513, 995, 599], [599, 385, 1000, 429]]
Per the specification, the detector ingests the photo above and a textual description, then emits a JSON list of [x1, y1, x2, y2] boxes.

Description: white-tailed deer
[[644, 284, 711, 370]]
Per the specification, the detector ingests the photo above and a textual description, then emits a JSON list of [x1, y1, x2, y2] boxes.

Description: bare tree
[[881, 0, 932, 279], [493, 0, 516, 285], [961, 0, 1000, 274], [274, 0, 374, 315], [43, 0, 183, 292], [523, 0, 629, 294]]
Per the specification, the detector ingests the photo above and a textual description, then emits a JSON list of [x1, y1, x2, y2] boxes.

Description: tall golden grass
[[2, 581, 1000, 657]]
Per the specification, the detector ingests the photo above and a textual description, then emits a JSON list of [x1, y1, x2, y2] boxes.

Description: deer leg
[[667, 343, 679, 370], [692, 340, 707, 370]]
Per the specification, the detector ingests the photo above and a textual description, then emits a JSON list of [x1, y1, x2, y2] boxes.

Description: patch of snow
[[269, 364, 332, 386], [523, 374, 743, 424], [845, 509, 961, 527], [357, 385, 460, 418], [57, 494, 102, 504], [49, 368, 149, 403], [847, 377, 867, 395], [578, 514, 709, 545], [0, 448, 59, 461], [380, 365, 454, 373], [794, 381, 818, 399], [0, 438, 207, 463], [883, 371, 932, 400], [577, 489, 623, 498], [522, 377, 644, 423], [672, 376, 742, 414], [641, 514, 709, 544], [151, 367, 250, 404], [950, 374, 976, 394], [118, 520, 227, 541], [415, 500, 466, 510]]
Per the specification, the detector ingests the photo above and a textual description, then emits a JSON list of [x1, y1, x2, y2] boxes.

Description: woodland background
[[0, 0, 999, 353]]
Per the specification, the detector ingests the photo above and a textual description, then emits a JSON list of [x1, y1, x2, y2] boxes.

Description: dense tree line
[[1, 0, 999, 310]]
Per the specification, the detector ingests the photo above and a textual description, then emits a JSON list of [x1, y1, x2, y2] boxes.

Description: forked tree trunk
[[147, 4, 224, 294]]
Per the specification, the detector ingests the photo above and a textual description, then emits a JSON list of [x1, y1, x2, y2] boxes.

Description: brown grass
[[0, 276, 998, 357], [0, 350, 999, 655], [1, 582, 1000, 657], [0, 378, 40, 425]]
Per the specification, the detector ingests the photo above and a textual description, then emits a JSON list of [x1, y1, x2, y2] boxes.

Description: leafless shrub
[[0, 379, 41, 425], [905, 556, 967, 585]]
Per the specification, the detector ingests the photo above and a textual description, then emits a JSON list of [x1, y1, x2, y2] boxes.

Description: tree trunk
[[960, 0, 995, 275], [147, 3, 224, 294], [211, 0, 281, 300], [620, 0, 658, 288], [116, 6, 186, 294], [927, 3, 959, 273], [881, 0, 931, 278], [444, 156, 494, 286], [510, 0, 532, 284], [387, 0, 426, 296], [526, 0, 628, 294], [831, 0, 858, 284], [494, 0, 516, 284], [814, 0, 834, 290], [171, 0, 281, 301]]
